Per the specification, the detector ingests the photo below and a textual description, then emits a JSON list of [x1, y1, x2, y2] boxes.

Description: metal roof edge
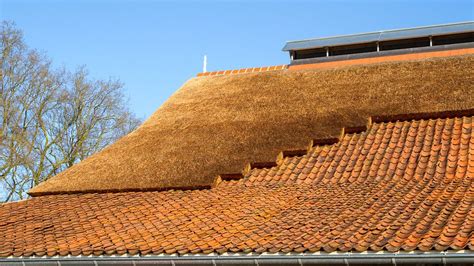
[[285, 21, 474, 45], [282, 21, 474, 51]]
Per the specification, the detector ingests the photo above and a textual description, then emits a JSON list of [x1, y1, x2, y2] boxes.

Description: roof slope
[[29, 55, 474, 195], [2, 115, 473, 257]]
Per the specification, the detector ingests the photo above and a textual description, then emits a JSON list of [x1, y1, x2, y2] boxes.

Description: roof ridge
[[197, 65, 287, 77]]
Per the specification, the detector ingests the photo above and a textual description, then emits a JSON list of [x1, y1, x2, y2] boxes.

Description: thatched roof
[[29, 54, 474, 196]]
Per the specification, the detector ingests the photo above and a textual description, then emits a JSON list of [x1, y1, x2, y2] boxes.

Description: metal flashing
[[283, 21, 474, 51]]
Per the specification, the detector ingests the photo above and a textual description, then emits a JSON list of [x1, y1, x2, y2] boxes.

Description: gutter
[[1, 251, 473, 265]]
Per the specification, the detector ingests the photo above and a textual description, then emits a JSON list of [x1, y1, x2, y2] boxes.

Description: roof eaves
[[2, 251, 473, 265]]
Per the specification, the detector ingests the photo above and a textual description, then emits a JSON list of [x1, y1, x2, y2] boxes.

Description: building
[[1, 22, 473, 265]]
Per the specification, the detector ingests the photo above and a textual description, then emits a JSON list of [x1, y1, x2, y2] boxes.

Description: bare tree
[[0, 21, 141, 201]]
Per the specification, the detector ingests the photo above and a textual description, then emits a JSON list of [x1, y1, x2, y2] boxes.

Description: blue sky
[[1, 0, 473, 118]]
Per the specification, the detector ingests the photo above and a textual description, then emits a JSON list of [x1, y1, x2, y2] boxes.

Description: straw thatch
[[29, 54, 474, 196]]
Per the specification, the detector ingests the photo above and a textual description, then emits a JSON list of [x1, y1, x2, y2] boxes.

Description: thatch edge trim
[[370, 108, 474, 124], [276, 150, 308, 162], [340, 126, 368, 139], [219, 174, 244, 181], [28, 185, 213, 197], [310, 138, 340, 147], [242, 162, 279, 176]]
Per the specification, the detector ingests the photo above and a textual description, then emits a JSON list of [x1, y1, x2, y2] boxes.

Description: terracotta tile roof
[[1, 114, 473, 257], [197, 65, 287, 77]]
